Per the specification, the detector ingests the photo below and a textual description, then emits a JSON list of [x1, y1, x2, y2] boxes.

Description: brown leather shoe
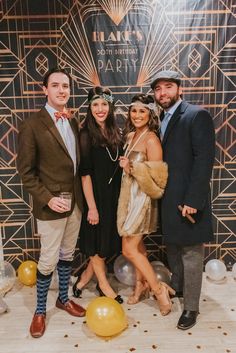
[[29, 313, 46, 338], [56, 298, 86, 317]]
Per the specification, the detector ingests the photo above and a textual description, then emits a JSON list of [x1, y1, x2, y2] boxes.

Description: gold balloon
[[18, 260, 37, 286], [86, 297, 128, 337]]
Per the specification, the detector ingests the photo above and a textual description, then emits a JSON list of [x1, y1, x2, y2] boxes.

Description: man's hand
[[48, 197, 70, 213], [178, 205, 196, 224], [182, 205, 197, 217]]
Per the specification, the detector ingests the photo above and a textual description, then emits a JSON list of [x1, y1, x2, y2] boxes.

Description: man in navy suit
[[151, 70, 215, 330]]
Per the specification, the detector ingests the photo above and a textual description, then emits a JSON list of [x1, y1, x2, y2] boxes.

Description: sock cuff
[[57, 259, 73, 268], [37, 269, 53, 280]]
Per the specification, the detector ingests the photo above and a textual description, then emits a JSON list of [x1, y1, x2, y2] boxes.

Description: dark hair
[[84, 86, 121, 148], [125, 93, 159, 135], [43, 67, 72, 87]]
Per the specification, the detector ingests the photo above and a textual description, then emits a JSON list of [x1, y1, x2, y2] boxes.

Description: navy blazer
[[160, 100, 215, 245]]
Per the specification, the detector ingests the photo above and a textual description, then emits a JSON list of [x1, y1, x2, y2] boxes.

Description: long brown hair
[[83, 86, 121, 148]]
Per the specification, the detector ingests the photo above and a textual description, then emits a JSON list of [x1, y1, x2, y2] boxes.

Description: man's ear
[[178, 86, 183, 96], [42, 85, 48, 96]]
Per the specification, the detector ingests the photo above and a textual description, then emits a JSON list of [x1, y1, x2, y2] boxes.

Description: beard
[[157, 93, 180, 109]]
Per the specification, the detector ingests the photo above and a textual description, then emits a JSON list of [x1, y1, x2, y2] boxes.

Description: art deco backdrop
[[0, 0, 235, 270]]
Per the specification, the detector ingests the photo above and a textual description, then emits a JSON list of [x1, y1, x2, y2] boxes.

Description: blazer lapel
[[39, 108, 71, 157], [162, 101, 188, 145], [160, 110, 165, 122]]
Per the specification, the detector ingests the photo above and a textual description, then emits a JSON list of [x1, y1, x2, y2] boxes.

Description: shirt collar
[[165, 98, 182, 116], [45, 103, 58, 122]]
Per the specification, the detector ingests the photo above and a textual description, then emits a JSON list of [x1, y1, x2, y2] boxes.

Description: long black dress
[[79, 128, 122, 257]]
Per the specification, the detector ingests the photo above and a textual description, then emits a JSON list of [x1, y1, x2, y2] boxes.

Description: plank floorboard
[[1, 273, 236, 353]]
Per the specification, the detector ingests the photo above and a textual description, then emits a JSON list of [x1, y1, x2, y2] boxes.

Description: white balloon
[[0, 296, 8, 314], [232, 263, 236, 279], [152, 264, 171, 285], [0, 262, 16, 296], [114, 255, 136, 286], [205, 259, 227, 281], [151, 260, 165, 267]]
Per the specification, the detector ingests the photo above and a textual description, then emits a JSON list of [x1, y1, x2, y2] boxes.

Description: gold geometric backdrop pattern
[[0, 0, 235, 269]]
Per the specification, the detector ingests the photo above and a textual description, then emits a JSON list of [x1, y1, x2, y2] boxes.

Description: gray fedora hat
[[151, 70, 181, 89]]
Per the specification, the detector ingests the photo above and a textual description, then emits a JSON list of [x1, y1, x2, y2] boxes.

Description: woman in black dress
[[73, 87, 123, 303]]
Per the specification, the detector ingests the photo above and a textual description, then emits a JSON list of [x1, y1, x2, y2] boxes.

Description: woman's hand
[[87, 207, 99, 225], [119, 156, 131, 174]]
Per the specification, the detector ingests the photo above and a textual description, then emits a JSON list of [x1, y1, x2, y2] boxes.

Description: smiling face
[[90, 97, 110, 128], [130, 103, 150, 131], [43, 72, 70, 111], [153, 80, 182, 110]]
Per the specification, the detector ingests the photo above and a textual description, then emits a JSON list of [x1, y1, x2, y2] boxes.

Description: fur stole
[[130, 160, 168, 199]]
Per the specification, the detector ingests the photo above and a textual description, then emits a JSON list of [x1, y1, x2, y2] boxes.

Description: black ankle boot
[[96, 283, 123, 304]]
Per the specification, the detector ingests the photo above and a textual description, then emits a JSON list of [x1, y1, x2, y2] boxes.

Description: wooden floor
[[1, 273, 236, 353]]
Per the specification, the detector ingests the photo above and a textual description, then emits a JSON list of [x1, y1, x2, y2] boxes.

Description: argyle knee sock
[[35, 270, 53, 314], [57, 260, 72, 304]]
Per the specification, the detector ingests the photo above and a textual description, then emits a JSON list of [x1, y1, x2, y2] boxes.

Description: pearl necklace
[[105, 146, 119, 162], [124, 128, 149, 158]]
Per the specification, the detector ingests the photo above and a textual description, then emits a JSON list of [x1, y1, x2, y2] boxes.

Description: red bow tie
[[54, 110, 71, 121]]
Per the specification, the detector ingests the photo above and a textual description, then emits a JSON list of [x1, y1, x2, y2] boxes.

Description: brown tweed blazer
[[17, 108, 83, 220]]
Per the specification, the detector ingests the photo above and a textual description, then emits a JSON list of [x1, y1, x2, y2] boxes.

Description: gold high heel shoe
[[152, 282, 175, 316], [127, 280, 150, 305]]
